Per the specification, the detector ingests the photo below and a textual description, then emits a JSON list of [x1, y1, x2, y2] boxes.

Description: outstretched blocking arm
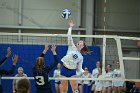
[[0, 57, 8, 66], [0, 55, 18, 75], [39, 42, 49, 57], [45, 44, 58, 72], [0, 47, 11, 66]]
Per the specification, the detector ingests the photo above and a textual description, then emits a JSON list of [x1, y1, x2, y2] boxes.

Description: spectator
[[102, 64, 113, 93], [54, 63, 61, 93], [82, 67, 92, 93], [94, 68, 103, 93], [113, 62, 124, 93], [13, 67, 27, 93], [91, 61, 101, 93]]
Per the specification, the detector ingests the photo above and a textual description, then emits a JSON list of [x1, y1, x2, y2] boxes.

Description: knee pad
[[73, 90, 79, 93]]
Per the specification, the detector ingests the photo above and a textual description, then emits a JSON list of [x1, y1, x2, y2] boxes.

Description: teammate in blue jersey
[[32, 43, 58, 93]]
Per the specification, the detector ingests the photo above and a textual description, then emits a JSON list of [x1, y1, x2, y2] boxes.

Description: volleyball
[[62, 9, 71, 19]]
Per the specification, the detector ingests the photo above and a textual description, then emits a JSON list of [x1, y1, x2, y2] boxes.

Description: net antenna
[[102, 0, 107, 76]]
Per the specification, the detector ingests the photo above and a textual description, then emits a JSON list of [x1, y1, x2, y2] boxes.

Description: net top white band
[[1, 77, 140, 82]]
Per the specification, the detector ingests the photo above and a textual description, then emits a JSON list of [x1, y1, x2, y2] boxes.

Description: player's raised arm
[[39, 42, 49, 57], [51, 44, 57, 55], [0, 47, 11, 66], [0, 55, 18, 75], [12, 55, 18, 66], [67, 20, 76, 47], [6, 47, 11, 58], [46, 44, 58, 71]]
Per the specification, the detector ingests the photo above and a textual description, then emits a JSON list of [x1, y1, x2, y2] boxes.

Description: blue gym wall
[[0, 44, 100, 93]]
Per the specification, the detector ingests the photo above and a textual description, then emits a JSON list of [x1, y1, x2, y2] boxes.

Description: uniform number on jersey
[[35, 76, 45, 85], [73, 54, 78, 59]]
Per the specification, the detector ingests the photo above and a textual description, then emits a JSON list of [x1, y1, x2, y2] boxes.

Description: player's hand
[[69, 20, 75, 27], [43, 42, 49, 54], [45, 42, 49, 51], [6, 47, 11, 58], [51, 44, 57, 55], [12, 55, 18, 65]]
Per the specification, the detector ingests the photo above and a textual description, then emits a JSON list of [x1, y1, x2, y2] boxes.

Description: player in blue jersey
[[32, 43, 58, 93], [0, 47, 18, 93]]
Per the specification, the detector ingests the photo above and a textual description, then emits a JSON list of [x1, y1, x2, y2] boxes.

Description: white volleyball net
[[0, 32, 140, 82]]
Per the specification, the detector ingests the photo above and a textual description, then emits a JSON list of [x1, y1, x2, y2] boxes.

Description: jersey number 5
[[35, 76, 45, 85]]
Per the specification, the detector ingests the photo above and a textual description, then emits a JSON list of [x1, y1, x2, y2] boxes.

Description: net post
[[115, 36, 125, 79], [102, 35, 106, 76]]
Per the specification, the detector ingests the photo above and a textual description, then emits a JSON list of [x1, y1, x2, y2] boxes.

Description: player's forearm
[[39, 48, 48, 57], [48, 55, 58, 70], [67, 27, 74, 46], [0, 56, 8, 66], [42, 49, 47, 54], [67, 27, 72, 35], [52, 51, 57, 55]]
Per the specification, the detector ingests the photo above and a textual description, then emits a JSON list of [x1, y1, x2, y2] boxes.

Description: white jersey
[[61, 27, 84, 72], [82, 73, 92, 85], [95, 75, 103, 91], [76, 70, 83, 84], [113, 69, 122, 78], [113, 69, 124, 87], [13, 73, 27, 89], [14, 73, 27, 77], [54, 69, 61, 83], [92, 68, 99, 85], [103, 71, 113, 87], [92, 68, 99, 78]]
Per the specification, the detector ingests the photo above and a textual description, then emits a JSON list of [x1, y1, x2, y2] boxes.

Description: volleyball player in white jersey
[[76, 65, 83, 93], [54, 63, 61, 93], [82, 67, 92, 93], [91, 61, 101, 93], [60, 20, 90, 93], [102, 64, 113, 93], [94, 68, 103, 93], [113, 62, 124, 93]]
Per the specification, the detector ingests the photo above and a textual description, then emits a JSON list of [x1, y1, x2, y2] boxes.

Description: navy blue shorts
[[36, 89, 52, 93], [60, 65, 76, 77]]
